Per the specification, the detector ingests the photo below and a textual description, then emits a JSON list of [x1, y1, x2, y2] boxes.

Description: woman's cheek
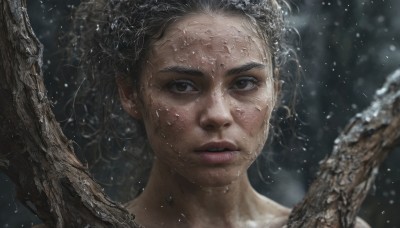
[[236, 97, 273, 156], [236, 101, 271, 136], [147, 103, 189, 142]]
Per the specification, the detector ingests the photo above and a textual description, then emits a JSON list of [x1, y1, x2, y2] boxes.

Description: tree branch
[[1, 0, 399, 227], [0, 0, 139, 227], [287, 70, 400, 227]]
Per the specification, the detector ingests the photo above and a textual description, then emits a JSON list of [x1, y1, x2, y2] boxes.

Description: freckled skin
[[141, 15, 275, 187], [120, 13, 290, 227]]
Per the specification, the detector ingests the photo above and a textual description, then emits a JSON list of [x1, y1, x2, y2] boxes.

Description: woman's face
[[123, 13, 276, 187]]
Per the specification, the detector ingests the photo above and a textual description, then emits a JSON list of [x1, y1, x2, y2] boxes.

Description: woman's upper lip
[[194, 141, 239, 152]]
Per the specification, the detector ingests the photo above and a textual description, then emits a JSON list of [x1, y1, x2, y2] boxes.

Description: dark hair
[[69, 0, 297, 201]]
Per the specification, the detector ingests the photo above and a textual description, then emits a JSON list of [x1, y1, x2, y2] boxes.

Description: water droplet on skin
[[179, 213, 187, 222], [160, 132, 166, 138], [224, 186, 230, 194], [156, 110, 159, 118], [235, 108, 244, 115]]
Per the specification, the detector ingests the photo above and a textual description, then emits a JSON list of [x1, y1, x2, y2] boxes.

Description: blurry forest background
[[1, 0, 399, 227]]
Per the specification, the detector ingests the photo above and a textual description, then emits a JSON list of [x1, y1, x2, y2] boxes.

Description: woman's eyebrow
[[226, 62, 266, 76], [159, 66, 204, 76], [158, 62, 265, 77]]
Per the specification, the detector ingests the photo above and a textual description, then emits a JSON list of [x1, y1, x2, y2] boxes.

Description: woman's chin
[[180, 167, 245, 189]]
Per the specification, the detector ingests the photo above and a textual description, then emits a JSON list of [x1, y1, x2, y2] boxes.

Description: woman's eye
[[231, 77, 259, 91], [168, 80, 198, 93]]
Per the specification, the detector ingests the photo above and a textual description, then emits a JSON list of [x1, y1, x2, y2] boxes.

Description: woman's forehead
[[149, 13, 270, 68], [155, 13, 262, 46]]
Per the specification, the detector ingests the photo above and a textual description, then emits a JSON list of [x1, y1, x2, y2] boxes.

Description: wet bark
[[287, 70, 400, 227], [0, 0, 399, 227], [0, 0, 138, 227]]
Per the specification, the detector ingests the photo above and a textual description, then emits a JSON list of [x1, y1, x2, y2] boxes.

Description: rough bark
[[0, 0, 139, 227], [0, 0, 399, 227], [287, 69, 400, 227]]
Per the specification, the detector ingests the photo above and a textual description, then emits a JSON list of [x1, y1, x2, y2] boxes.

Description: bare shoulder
[[355, 217, 371, 228], [257, 195, 370, 228], [124, 198, 139, 212], [255, 195, 290, 227]]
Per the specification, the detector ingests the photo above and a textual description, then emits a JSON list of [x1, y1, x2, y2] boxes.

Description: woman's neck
[[129, 160, 269, 227]]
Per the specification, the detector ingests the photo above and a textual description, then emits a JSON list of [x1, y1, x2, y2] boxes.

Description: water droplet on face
[[235, 108, 244, 115], [160, 132, 166, 139], [224, 186, 230, 194]]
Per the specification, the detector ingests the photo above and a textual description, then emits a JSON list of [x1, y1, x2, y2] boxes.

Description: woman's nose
[[199, 92, 233, 131]]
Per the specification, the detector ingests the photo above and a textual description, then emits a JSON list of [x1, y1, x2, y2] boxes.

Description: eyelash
[[231, 77, 260, 91], [167, 80, 198, 93], [166, 76, 260, 94]]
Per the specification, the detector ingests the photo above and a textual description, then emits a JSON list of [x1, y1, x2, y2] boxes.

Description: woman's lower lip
[[196, 151, 238, 164]]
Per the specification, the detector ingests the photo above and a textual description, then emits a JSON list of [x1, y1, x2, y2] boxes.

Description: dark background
[[1, 0, 399, 227]]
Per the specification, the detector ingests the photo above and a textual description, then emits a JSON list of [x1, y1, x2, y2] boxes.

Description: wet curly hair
[[69, 0, 297, 201]]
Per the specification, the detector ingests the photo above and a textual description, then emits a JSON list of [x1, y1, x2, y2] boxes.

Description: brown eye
[[168, 80, 198, 93], [231, 77, 258, 91]]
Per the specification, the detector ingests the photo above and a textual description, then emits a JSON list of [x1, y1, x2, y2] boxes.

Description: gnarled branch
[[287, 70, 400, 227], [0, 0, 138, 227], [0, 0, 399, 227]]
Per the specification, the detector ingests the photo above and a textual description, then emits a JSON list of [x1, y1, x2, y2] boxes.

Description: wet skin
[[134, 15, 275, 188], [120, 13, 290, 227]]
